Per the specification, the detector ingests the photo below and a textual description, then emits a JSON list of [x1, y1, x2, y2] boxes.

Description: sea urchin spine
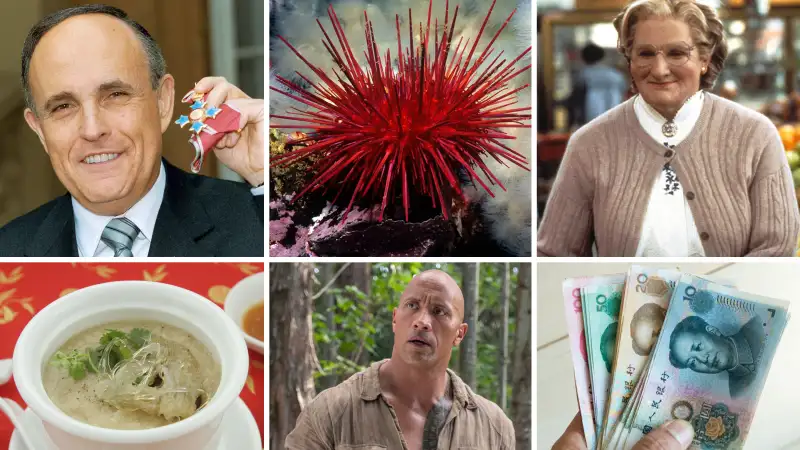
[[270, 0, 532, 222]]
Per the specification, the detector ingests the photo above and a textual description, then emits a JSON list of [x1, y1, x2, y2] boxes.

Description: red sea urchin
[[270, 0, 531, 222]]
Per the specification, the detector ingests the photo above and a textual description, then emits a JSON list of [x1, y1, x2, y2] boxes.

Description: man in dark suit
[[668, 315, 765, 399], [0, 5, 264, 256]]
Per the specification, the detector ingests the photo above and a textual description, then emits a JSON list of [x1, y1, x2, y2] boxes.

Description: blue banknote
[[623, 273, 790, 450]]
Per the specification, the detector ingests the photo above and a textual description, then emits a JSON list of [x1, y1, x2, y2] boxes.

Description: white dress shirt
[[73, 162, 166, 257], [72, 163, 264, 257], [634, 91, 706, 257]]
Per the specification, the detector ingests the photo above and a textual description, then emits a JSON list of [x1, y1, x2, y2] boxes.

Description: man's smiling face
[[24, 13, 173, 216]]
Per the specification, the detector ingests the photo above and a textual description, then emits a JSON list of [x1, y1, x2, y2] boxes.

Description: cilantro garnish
[[51, 328, 152, 381]]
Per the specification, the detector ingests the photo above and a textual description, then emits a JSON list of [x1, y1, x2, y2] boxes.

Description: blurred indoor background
[[537, 0, 800, 223], [0, 0, 264, 227]]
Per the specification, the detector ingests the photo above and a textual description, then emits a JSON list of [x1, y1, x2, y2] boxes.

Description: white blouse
[[633, 92, 706, 257]]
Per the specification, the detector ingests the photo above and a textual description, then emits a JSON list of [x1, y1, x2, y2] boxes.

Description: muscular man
[[0, 5, 264, 256], [285, 270, 515, 449]]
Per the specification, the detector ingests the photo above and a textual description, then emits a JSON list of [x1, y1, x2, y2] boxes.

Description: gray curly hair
[[613, 0, 728, 93]]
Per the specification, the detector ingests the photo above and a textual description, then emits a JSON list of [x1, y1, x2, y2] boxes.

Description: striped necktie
[[100, 217, 140, 257]]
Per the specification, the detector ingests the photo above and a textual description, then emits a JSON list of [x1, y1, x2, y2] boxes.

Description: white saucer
[[9, 398, 261, 450]]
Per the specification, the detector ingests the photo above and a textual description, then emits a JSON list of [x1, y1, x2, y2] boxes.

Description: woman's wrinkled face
[[629, 18, 707, 117]]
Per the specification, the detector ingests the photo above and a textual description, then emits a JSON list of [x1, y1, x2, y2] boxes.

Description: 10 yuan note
[[624, 273, 791, 450], [563, 274, 625, 450]]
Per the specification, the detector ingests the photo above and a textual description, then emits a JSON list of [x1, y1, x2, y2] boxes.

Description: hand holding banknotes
[[561, 266, 791, 449], [553, 413, 695, 450]]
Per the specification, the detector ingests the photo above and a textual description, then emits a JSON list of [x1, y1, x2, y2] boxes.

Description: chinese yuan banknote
[[563, 275, 625, 450], [582, 282, 625, 448], [562, 268, 789, 450], [622, 273, 790, 450], [602, 266, 681, 446]]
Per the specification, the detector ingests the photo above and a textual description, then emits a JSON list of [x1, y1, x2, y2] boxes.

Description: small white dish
[[224, 272, 265, 355], [9, 397, 262, 450]]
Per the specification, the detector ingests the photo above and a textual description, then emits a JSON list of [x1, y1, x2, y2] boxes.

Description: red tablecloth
[[0, 263, 264, 448]]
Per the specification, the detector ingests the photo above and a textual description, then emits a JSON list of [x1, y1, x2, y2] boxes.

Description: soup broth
[[243, 301, 264, 341], [42, 320, 221, 430]]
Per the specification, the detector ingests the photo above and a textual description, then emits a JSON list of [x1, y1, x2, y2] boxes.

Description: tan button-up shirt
[[285, 359, 515, 450]]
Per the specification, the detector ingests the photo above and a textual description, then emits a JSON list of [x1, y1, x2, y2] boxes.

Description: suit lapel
[[149, 162, 215, 256], [24, 195, 78, 257]]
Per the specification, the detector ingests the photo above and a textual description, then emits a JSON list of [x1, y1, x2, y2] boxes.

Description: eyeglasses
[[630, 44, 696, 68]]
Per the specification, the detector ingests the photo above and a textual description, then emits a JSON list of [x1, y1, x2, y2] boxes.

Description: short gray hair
[[21, 4, 167, 114]]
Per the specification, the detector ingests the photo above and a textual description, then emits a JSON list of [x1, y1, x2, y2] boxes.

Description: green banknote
[[582, 282, 625, 448]]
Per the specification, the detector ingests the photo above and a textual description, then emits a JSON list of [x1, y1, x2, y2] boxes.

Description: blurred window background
[[209, 0, 265, 181]]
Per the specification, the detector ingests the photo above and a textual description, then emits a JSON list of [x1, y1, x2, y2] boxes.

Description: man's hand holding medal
[[175, 76, 264, 187]]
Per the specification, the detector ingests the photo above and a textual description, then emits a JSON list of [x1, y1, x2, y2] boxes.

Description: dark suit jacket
[[0, 161, 264, 256]]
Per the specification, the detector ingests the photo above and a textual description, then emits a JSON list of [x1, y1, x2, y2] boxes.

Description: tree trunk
[[459, 263, 479, 389], [270, 263, 317, 450], [319, 263, 337, 389], [499, 263, 510, 411], [511, 263, 532, 450]]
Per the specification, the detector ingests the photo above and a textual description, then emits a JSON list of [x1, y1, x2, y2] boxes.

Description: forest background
[[269, 262, 533, 450]]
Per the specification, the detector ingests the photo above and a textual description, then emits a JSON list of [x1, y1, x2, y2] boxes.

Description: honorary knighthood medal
[[175, 90, 242, 173]]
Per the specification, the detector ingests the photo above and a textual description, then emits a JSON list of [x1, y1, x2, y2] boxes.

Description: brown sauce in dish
[[243, 301, 264, 341]]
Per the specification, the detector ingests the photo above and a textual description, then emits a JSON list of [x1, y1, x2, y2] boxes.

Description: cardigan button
[[700, 232, 710, 241], [664, 149, 675, 158], [686, 191, 695, 200]]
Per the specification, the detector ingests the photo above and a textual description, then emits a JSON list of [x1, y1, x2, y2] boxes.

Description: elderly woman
[[537, 0, 800, 257]]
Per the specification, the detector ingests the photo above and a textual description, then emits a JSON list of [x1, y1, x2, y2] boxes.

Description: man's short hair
[[21, 4, 167, 114], [668, 315, 709, 369]]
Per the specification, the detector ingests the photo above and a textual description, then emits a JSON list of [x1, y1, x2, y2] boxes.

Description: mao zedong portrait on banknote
[[561, 266, 790, 450], [668, 315, 764, 399], [631, 303, 667, 356]]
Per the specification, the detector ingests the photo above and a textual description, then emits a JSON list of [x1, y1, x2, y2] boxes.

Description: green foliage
[[311, 263, 522, 407], [313, 284, 376, 382]]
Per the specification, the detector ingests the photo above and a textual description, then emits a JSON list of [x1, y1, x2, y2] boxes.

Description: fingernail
[[664, 420, 694, 447]]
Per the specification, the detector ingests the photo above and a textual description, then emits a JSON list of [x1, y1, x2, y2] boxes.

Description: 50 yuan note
[[583, 282, 625, 448], [563, 274, 625, 450], [601, 266, 681, 447], [624, 273, 790, 450]]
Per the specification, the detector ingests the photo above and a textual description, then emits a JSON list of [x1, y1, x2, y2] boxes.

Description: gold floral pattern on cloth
[[143, 264, 168, 282], [208, 285, 231, 305], [0, 266, 34, 325]]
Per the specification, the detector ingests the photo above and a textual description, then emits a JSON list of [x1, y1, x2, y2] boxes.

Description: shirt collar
[[72, 162, 166, 256], [634, 90, 704, 144], [360, 359, 476, 410]]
